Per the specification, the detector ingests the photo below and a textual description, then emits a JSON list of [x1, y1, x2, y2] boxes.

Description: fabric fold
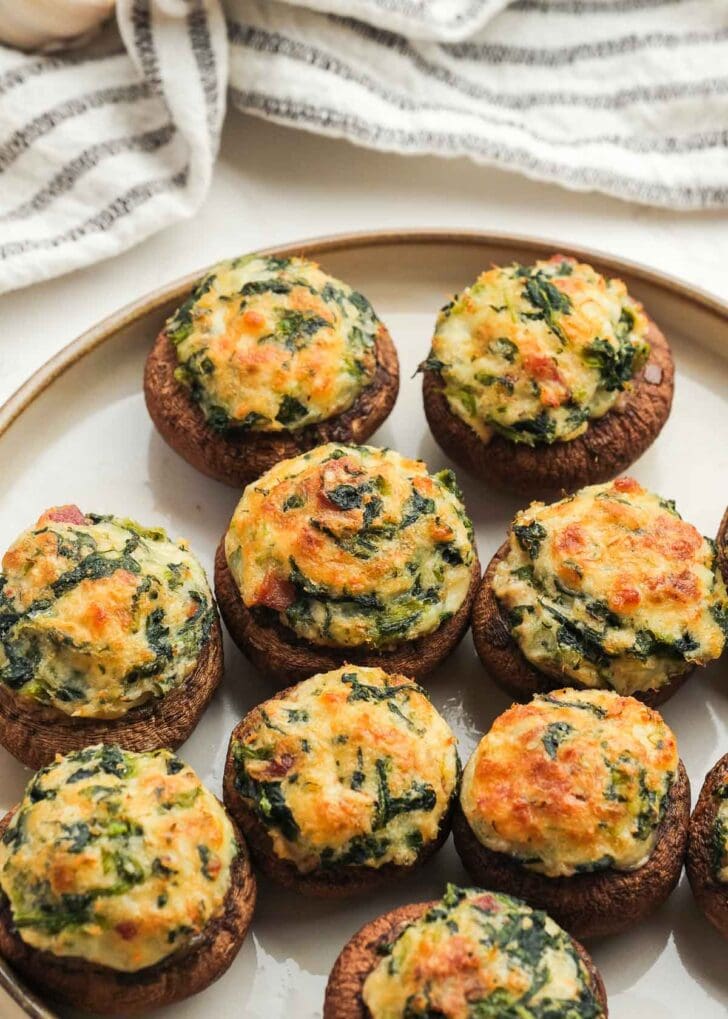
[[0, 0, 727, 295]]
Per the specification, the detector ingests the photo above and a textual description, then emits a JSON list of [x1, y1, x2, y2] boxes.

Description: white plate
[[1, 231, 727, 1019]]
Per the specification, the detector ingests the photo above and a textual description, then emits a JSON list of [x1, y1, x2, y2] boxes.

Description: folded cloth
[[1, 0, 728, 295], [0, 0, 227, 294], [229, 0, 728, 210]]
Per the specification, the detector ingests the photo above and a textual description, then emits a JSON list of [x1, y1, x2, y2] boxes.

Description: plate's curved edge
[[0, 226, 727, 1019], [0, 956, 57, 1019], [1, 228, 727, 443]]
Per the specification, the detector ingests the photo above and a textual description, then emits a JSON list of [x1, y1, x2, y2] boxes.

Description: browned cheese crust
[[222, 691, 454, 898], [214, 540, 480, 686], [453, 760, 690, 940], [0, 806, 256, 1016], [686, 753, 728, 939], [0, 618, 224, 771], [717, 506, 728, 588], [471, 539, 691, 709], [422, 319, 674, 499], [322, 899, 608, 1019], [144, 326, 400, 488]]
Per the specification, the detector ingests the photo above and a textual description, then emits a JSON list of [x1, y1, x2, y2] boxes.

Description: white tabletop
[[1, 111, 727, 1019]]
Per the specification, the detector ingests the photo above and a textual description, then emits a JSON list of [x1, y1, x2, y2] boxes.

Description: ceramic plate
[[1, 230, 727, 1019]]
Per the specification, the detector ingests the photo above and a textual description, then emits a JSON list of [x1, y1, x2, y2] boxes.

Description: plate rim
[[2, 226, 727, 443], [1, 225, 727, 1019]]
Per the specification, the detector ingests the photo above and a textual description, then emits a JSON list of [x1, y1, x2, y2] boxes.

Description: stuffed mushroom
[[215, 444, 480, 685], [0, 506, 222, 769], [0, 744, 255, 1015], [145, 254, 399, 487], [323, 884, 608, 1018], [453, 688, 689, 938], [686, 753, 728, 939], [420, 255, 673, 496], [223, 665, 458, 896], [472, 477, 728, 706]]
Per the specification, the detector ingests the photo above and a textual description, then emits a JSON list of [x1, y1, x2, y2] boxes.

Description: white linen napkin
[[0, 0, 727, 295]]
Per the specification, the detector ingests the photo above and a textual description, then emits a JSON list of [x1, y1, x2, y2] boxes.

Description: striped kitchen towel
[[1, 0, 728, 294]]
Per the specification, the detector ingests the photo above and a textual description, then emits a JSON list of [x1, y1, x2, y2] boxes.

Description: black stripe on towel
[[325, 16, 728, 110], [1, 124, 177, 222], [0, 83, 150, 174], [447, 27, 728, 65], [230, 88, 728, 207], [229, 24, 728, 154], [0, 169, 189, 260]]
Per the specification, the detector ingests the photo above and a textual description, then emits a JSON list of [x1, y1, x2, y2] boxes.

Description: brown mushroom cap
[[686, 753, 728, 940], [422, 318, 674, 499], [471, 539, 691, 708], [144, 325, 400, 489], [323, 898, 608, 1019], [214, 539, 480, 686], [453, 759, 690, 940], [717, 507, 728, 588], [0, 805, 256, 1016], [222, 687, 455, 897], [0, 617, 224, 771]]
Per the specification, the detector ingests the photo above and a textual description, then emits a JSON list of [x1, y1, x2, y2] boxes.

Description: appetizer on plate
[[0, 506, 222, 769], [453, 688, 689, 938], [223, 665, 458, 896], [420, 255, 673, 496], [323, 884, 608, 1018], [472, 477, 728, 707], [215, 443, 479, 685], [686, 753, 728, 939], [145, 255, 399, 487], [0, 745, 255, 1015]]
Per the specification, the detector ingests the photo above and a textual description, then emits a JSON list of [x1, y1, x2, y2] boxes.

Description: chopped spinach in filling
[[493, 479, 728, 696], [167, 254, 380, 432], [0, 746, 236, 972], [225, 444, 475, 649], [230, 666, 458, 872], [421, 256, 649, 447], [362, 885, 604, 1018], [0, 508, 214, 718], [460, 688, 678, 877]]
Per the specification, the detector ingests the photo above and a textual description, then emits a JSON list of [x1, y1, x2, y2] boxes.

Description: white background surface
[[1, 113, 727, 1019]]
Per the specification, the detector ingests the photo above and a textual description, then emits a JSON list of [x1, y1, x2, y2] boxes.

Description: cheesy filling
[[424, 256, 649, 446], [231, 666, 458, 872], [492, 478, 728, 696], [225, 444, 475, 649], [362, 885, 604, 1019], [0, 506, 215, 719], [712, 787, 728, 883], [460, 689, 678, 877], [0, 745, 237, 972], [167, 254, 380, 432]]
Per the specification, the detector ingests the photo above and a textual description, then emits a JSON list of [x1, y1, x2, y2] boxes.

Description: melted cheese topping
[[0, 507, 215, 719], [362, 885, 604, 1019], [225, 444, 475, 649], [460, 689, 678, 877], [167, 254, 379, 432], [712, 787, 728, 883], [230, 666, 457, 871], [425, 255, 649, 446], [0, 745, 237, 972], [492, 478, 728, 696]]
